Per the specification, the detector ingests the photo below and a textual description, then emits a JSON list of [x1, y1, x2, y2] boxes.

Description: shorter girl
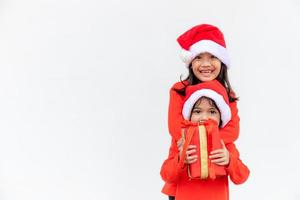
[[160, 80, 249, 200]]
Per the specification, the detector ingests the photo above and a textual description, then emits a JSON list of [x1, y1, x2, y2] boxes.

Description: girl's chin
[[198, 76, 215, 81]]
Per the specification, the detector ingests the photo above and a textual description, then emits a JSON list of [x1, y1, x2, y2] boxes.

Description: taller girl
[[169, 24, 239, 142], [163, 24, 241, 196]]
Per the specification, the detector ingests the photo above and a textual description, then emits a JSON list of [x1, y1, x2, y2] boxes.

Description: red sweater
[[160, 137, 250, 199], [161, 81, 247, 197]]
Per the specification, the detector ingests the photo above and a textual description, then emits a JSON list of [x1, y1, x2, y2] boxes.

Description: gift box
[[179, 119, 227, 180]]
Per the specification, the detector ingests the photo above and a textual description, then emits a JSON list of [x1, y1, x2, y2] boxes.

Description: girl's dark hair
[[174, 63, 238, 102]]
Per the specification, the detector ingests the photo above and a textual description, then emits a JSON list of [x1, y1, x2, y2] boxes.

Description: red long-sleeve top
[[160, 137, 250, 199], [161, 81, 248, 197]]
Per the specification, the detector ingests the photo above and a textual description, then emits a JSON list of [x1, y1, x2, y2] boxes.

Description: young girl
[[162, 24, 243, 199], [160, 80, 249, 200]]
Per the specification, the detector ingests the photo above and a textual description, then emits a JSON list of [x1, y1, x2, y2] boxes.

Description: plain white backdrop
[[0, 0, 300, 199]]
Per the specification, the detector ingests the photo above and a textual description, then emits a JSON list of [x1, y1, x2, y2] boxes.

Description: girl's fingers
[[211, 157, 226, 163], [188, 145, 197, 149], [182, 145, 198, 164], [182, 143, 229, 165], [185, 155, 197, 164], [209, 153, 224, 159], [178, 143, 196, 153], [210, 149, 224, 154], [177, 138, 184, 147], [217, 161, 228, 166], [188, 158, 197, 164], [188, 155, 197, 160], [213, 161, 227, 166], [186, 149, 196, 155], [211, 148, 229, 165], [185, 146, 197, 163], [185, 145, 196, 155]]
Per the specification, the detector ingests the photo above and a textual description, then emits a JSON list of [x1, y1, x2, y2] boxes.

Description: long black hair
[[174, 63, 238, 102]]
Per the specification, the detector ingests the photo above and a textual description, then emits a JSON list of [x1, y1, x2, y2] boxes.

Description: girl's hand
[[184, 145, 197, 164], [209, 140, 230, 166], [177, 139, 197, 164]]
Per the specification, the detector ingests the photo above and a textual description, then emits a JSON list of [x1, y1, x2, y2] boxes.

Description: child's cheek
[[190, 114, 199, 123]]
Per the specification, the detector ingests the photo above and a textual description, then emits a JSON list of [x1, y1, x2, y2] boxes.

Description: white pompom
[[179, 49, 193, 65]]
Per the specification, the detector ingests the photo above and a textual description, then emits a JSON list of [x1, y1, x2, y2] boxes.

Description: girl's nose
[[201, 58, 211, 66], [200, 114, 208, 121]]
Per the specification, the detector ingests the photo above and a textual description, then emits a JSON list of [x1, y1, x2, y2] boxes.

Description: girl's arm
[[160, 138, 186, 183], [168, 82, 187, 141], [219, 101, 240, 143], [225, 143, 250, 184]]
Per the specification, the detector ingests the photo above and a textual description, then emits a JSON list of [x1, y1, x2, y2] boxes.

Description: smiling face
[[191, 52, 222, 82], [190, 97, 221, 126]]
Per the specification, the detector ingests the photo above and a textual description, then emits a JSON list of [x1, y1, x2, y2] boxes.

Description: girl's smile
[[200, 69, 214, 77], [191, 52, 221, 82]]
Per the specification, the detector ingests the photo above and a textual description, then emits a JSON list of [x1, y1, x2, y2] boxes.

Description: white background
[[0, 0, 300, 199]]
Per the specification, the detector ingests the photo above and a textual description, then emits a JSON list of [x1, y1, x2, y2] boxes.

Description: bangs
[[193, 96, 219, 111]]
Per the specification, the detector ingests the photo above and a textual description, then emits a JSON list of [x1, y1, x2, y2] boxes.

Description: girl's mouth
[[200, 70, 213, 75]]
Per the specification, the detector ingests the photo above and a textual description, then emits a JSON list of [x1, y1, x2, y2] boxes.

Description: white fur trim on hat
[[182, 40, 230, 68], [179, 49, 193, 67], [182, 89, 231, 127]]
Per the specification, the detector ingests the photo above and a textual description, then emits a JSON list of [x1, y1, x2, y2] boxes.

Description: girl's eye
[[194, 56, 202, 60], [210, 110, 218, 114], [211, 55, 220, 61], [192, 110, 201, 114]]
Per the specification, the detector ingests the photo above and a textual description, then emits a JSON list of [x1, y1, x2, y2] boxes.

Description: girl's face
[[191, 52, 222, 82], [190, 97, 221, 126]]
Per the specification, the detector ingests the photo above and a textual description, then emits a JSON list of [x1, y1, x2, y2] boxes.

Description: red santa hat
[[177, 24, 230, 68], [182, 80, 231, 127]]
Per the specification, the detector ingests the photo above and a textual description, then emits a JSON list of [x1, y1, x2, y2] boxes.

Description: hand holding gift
[[179, 119, 227, 180]]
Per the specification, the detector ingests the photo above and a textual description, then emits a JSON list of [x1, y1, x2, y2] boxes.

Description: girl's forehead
[[194, 97, 218, 109]]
